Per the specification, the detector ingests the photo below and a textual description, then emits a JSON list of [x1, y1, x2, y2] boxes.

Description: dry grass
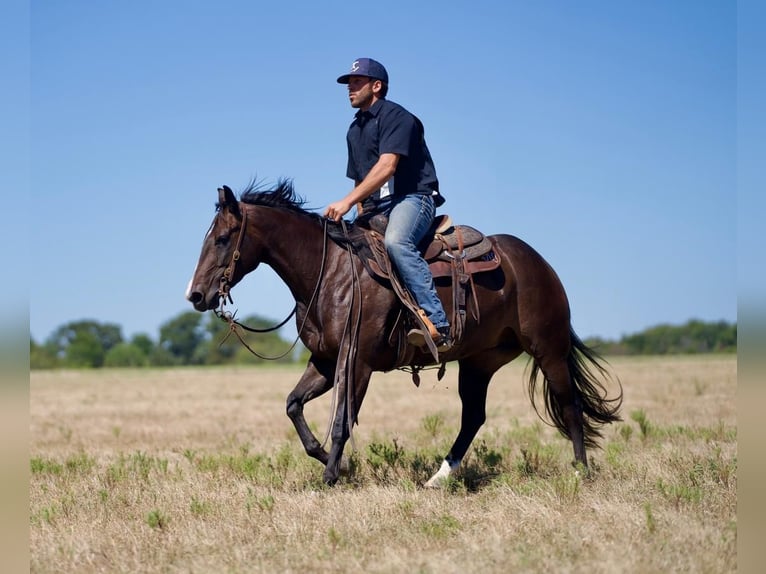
[[30, 355, 736, 573]]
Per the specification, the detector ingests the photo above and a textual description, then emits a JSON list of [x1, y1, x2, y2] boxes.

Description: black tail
[[528, 328, 623, 449]]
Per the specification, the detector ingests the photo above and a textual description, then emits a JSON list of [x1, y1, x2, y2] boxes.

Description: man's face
[[347, 75, 378, 110]]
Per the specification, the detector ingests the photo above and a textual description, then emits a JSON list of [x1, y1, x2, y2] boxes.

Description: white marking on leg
[[424, 458, 460, 488]]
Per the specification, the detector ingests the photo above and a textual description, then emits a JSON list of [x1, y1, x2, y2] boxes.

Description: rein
[[214, 206, 331, 361], [321, 219, 362, 452], [213, 205, 361, 451]]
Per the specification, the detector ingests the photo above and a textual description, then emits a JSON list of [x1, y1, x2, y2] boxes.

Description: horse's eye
[[215, 235, 229, 247]]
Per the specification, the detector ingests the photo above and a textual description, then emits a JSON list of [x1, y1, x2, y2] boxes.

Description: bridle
[[213, 202, 331, 359], [213, 203, 366, 449], [217, 206, 248, 307]]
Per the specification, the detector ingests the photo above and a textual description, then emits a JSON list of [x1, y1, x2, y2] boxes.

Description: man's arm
[[324, 153, 399, 221]]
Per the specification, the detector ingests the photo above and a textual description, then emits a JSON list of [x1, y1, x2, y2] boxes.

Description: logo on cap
[[337, 58, 388, 85]]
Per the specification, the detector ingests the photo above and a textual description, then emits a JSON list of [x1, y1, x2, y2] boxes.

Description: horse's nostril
[[188, 291, 203, 304]]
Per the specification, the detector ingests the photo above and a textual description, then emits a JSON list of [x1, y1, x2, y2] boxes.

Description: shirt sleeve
[[378, 105, 416, 158]]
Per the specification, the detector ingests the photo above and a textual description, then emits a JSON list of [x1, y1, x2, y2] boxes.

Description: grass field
[[30, 355, 736, 573]]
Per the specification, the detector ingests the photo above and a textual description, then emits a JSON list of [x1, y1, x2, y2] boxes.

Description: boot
[[434, 325, 453, 352], [407, 325, 453, 352]]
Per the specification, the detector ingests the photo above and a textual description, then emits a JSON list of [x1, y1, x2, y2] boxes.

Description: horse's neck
[[251, 208, 335, 302]]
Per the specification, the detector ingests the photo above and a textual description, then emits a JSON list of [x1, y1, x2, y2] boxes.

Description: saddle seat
[[361, 213, 500, 280]]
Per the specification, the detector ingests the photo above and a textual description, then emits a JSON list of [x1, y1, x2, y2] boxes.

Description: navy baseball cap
[[336, 58, 389, 84]]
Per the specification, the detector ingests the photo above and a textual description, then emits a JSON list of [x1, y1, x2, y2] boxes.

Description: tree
[[620, 319, 736, 355], [130, 333, 155, 357], [715, 322, 737, 351], [104, 342, 149, 367], [45, 320, 123, 368], [147, 345, 177, 367], [65, 331, 104, 367], [158, 311, 206, 365], [193, 313, 241, 365], [30, 338, 58, 369]]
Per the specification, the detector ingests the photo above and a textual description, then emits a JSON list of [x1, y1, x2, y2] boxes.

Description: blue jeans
[[379, 194, 449, 330]]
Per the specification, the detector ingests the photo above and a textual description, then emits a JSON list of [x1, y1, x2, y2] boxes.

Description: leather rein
[[215, 204, 366, 450], [214, 204, 330, 360]]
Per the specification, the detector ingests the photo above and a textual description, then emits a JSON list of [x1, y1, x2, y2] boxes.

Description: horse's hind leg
[[426, 359, 494, 488], [285, 356, 335, 465], [537, 355, 588, 468]]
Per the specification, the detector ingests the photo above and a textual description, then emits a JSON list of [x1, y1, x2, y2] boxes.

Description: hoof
[[424, 475, 448, 489], [423, 459, 458, 489], [571, 460, 590, 478], [323, 465, 340, 486], [323, 474, 338, 487]]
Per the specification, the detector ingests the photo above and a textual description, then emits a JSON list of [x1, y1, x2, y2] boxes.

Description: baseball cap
[[336, 58, 389, 84]]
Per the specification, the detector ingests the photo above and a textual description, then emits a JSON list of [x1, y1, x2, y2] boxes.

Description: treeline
[[30, 311, 305, 369], [30, 314, 736, 370], [583, 319, 736, 355]]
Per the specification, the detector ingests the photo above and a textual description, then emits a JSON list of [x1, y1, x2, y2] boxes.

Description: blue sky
[[19, 1, 739, 344]]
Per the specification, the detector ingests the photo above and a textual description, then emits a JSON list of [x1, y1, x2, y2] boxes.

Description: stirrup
[[436, 335, 453, 352]]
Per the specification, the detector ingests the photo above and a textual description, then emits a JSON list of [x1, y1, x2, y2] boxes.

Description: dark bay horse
[[185, 180, 622, 486]]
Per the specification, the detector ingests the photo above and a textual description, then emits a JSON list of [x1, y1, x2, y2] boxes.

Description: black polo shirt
[[345, 98, 444, 210]]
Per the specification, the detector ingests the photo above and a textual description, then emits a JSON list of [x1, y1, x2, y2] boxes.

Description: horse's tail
[[528, 328, 623, 449]]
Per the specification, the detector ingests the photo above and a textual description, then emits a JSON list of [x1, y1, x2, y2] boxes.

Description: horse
[[185, 180, 623, 487]]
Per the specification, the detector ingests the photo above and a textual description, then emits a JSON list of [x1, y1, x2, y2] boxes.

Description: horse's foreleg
[[426, 361, 492, 488], [285, 357, 335, 466], [323, 366, 372, 485]]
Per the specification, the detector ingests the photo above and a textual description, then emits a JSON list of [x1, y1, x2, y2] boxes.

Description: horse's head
[[185, 185, 250, 311]]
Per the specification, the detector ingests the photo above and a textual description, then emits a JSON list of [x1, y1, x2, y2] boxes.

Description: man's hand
[[325, 154, 398, 221], [324, 199, 353, 222]]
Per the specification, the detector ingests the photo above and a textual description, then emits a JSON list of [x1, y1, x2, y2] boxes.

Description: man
[[324, 57, 452, 352]]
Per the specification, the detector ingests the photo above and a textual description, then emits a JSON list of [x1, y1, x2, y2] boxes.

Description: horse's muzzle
[[185, 280, 217, 311], [186, 290, 208, 311]]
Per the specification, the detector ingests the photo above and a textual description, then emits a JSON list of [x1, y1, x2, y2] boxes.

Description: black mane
[[239, 178, 312, 215], [235, 178, 353, 242]]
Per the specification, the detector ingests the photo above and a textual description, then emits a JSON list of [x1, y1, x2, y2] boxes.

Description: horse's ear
[[217, 185, 241, 218]]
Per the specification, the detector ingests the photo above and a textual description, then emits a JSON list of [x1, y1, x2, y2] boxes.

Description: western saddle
[[352, 213, 500, 364]]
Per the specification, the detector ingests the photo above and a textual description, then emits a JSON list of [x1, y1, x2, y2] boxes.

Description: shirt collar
[[355, 98, 385, 121]]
